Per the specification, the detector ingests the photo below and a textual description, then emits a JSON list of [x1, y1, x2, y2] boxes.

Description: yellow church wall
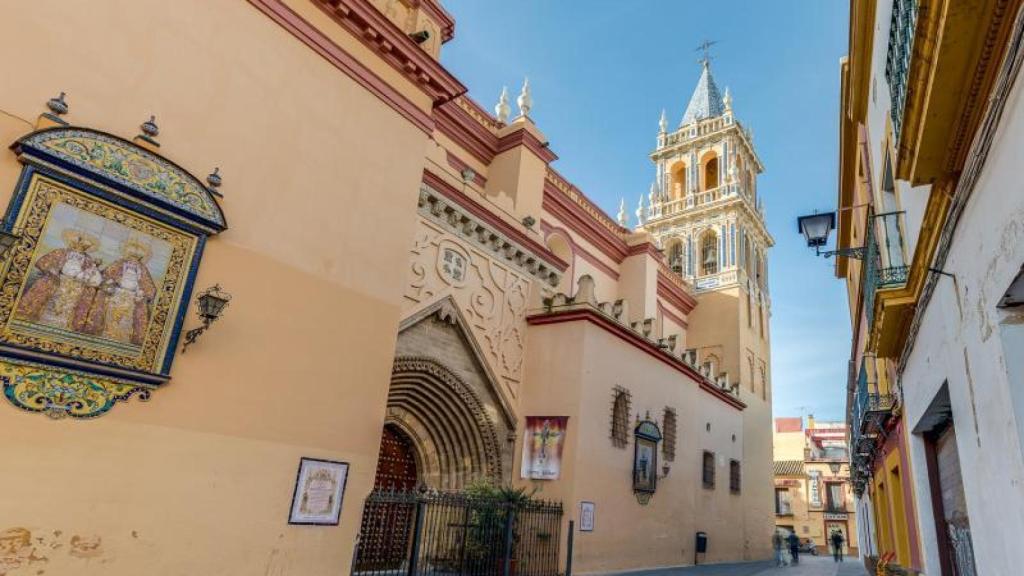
[[521, 317, 747, 573], [685, 285, 773, 559], [0, 0, 436, 574]]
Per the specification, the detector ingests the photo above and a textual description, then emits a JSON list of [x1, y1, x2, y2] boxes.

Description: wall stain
[[0, 528, 107, 575], [264, 548, 290, 576]]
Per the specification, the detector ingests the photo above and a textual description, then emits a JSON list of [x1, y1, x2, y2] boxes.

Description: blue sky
[[441, 1, 852, 422]]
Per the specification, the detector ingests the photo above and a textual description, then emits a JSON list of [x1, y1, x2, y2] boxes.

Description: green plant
[[462, 481, 537, 572]]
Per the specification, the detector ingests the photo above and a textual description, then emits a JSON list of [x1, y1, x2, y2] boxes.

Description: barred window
[[662, 408, 677, 462], [885, 0, 918, 143], [702, 450, 716, 489], [730, 459, 741, 494], [610, 387, 631, 448]]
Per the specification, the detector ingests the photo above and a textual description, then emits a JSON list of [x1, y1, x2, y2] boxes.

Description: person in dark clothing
[[786, 532, 800, 564], [831, 530, 845, 562]]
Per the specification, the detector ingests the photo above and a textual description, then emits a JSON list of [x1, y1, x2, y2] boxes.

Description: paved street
[[607, 556, 867, 576]]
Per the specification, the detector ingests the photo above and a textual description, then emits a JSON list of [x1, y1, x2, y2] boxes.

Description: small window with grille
[[730, 459, 741, 494], [662, 408, 677, 462], [610, 387, 631, 449], [702, 450, 716, 489]]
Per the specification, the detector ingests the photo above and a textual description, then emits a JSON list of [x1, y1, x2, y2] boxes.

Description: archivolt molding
[[390, 356, 503, 486]]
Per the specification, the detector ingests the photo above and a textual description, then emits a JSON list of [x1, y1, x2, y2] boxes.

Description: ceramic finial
[[658, 109, 667, 133], [495, 86, 511, 123], [516, 77, 532, 117], [617, 198, 627, 226]]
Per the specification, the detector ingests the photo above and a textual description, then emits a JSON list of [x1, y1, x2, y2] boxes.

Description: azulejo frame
[[633, 417, 662, 503], [0, 126, 227, 419]]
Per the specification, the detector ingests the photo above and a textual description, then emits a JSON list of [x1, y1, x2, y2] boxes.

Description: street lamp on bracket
[[796, 211, 865, 260]]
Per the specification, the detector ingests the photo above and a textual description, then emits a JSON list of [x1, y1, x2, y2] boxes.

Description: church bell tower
[[639, 56, 775, 559]]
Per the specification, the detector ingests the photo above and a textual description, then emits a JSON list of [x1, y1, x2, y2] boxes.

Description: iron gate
[[353, 488, 563, 576]]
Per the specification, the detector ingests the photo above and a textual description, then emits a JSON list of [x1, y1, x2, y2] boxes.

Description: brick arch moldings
[[388, 357, 503, 489], [390, 296, 518, 489]]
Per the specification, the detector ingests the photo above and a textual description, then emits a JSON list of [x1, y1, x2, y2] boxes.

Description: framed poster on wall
[[579, 501, 595, 532], [288, 457, 349, 525]]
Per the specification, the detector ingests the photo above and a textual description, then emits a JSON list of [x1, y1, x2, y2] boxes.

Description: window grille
[[729, 459, 741, 494], [885, 0, 918, 143], [702, 450, 716, 488], [662, 408, 677, 462], [610, 387, 631, 448]]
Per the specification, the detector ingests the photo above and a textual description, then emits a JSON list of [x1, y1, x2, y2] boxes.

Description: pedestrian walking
[[831, 530, 845, 562], [787, 532, 800, 565], [772, 531, 786, 567]]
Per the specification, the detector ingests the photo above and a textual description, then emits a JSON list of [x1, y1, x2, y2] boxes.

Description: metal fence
[[353, 488, 564, 576]]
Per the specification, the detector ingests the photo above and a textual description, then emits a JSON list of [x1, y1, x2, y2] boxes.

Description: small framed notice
[[288, 457, 349, 525], [579, 501, 595, 532]]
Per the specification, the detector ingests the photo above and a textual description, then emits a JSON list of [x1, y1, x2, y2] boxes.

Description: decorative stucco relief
[[406, 218, 533, 397]]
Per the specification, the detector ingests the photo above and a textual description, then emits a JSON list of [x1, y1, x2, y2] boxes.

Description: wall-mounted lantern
[[829, 462, 842, 475], [181, 284, 231, 353], [795, 208, 870, 260]]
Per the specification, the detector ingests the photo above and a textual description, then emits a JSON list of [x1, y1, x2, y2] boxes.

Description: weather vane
[[696, 39, 717, 66]]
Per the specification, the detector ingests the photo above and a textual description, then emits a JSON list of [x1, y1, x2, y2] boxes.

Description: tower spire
[[680, 56, 725, 127]]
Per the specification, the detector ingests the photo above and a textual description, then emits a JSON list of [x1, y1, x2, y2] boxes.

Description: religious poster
[[289, 458, 349, 525], [632, 418, 662, 494], [579, 501, 595, 532], [0, 174, 198, 374], [520, 416, 569, 480]]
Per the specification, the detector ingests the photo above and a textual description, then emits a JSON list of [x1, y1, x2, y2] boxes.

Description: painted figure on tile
[[87, 237, 157, 345], [15, 229, 103, 331]]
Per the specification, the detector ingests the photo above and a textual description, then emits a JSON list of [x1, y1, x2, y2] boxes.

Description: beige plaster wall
[[685, 285, 774, 559], [521, 318, 747, 573], [0, 0, 431, 573]]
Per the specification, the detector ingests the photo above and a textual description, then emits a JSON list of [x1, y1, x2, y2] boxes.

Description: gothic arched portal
[[377, 297, 516, 491]]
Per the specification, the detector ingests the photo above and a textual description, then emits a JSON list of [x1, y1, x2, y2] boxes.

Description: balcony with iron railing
[[864, 211, 910, 327], [851, 360, 896, 452]]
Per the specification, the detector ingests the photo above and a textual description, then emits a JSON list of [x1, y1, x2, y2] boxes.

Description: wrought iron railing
[[353, 488, 563, 576], [864, 211, 909, 327], [852, 360, 896, 440]]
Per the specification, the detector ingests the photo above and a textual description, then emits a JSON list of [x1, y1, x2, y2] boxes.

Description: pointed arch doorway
[[373, 425, 419, 490]]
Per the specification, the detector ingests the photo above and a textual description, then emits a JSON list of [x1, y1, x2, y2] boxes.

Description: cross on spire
[[696, 39, 717, 67]]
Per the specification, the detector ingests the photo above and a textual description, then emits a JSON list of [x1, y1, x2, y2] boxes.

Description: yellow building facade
[[837, 0, 1024, 574], [0, 1, 776, 575], [772, 417, 859, 557]]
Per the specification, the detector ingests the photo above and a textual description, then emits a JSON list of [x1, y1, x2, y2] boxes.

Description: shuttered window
[[702, 451, 716, 488], [730, 459, 741, 494]]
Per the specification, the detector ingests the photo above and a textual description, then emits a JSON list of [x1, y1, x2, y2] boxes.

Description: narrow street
[[611, 556, 867, 576]]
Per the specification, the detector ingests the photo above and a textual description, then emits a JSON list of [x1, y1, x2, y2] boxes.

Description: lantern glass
[[796, 212, 836, 248], [197, 286, 230, 321]]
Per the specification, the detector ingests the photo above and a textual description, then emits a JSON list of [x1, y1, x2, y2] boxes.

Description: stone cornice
[[418, 0, 455, 43], [421, 170, 566, 285], [542, 169, 630, 263], [435, 99, 558, 165], [247, 0, 434, 133], [435, 97, 499, 164], [526, 306, 745, 411], [314, 0, 466, 104], [497, 125, 559, 164]]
